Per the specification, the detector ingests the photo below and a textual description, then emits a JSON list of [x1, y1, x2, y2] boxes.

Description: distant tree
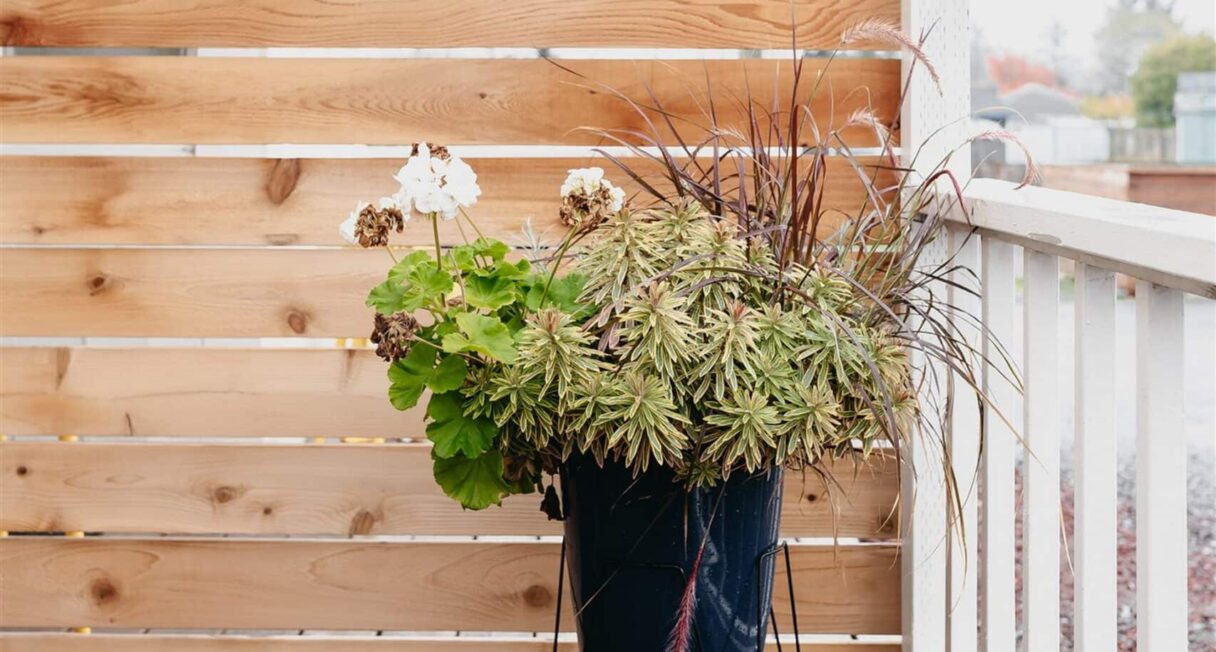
[[1131, 35, 1216, 127], [1094, 4, 1181, 93]]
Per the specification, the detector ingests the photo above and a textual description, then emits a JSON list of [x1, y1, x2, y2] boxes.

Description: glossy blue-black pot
[[559, 453, 783, 652]]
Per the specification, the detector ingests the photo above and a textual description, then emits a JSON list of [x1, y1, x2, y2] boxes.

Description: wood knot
[[285, 309, 310, 334], [90, 578, 119, 605], [478, 92, 488, 99], [522, 584, 551, 607], [347, 509, 377, 536], [86, 274, 111, 296], [1, 16, 37, 46], [805, 493, 818, 503], [262, 506, 274, 516], [15, 465, 28, 477], [264, 233, 301, 246], [211, 485, 243, 504], [265, 158, 302, 205]]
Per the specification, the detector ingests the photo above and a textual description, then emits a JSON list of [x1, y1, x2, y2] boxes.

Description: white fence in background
[[921, 179, 1216, 652]]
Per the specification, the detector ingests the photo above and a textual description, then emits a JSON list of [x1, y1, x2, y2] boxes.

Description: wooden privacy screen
[[0, 1, 903, 649]]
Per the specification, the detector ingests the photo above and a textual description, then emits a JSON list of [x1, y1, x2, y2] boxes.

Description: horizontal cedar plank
[[0, 156, 892, 246], [0, 348, 416, 438], [0, 0, 899, 49], [0, 249, 381, 337], [0, 633, 899, 652], [0, 441, 899, 538], [0, 57, 899, 145], [0, 538, 901, 633]]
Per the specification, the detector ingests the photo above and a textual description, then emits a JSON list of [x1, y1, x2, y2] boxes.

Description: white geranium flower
[[607, 185, 626, 212], [560, 167, 607, 197], [392, 142, 480, 221], [339, 201, 367, 244]]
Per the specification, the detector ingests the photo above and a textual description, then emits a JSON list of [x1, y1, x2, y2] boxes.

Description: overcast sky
[[972, 0, 1215, 62]]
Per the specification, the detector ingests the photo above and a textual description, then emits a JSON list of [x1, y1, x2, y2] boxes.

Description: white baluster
[[1135, 280, 1187, 651], [980, 239, 1017, 652], [1074, 263, 1118, 652], [1022, 250, 1060, 651], [948, 226, 980, 652]]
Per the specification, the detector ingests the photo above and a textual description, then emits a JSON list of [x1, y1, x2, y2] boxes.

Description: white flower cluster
[[392, 143, 481, 221], [339, 143, 482, 245], [560, 167, 625, 212]]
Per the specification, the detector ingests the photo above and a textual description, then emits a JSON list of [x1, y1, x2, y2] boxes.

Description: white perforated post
[[900, 1, 971, 651]]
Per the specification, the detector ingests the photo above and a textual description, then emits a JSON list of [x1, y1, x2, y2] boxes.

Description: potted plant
[[338, 20, 1028, 652]]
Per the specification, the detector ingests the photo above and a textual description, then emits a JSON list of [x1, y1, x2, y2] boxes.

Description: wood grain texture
[[0, 441, 899, 538], [0, 156, 893, 246], [0, 538, 901, 633], [0, 0, 899, 49], [0, 57, 899, 145], [0, 347, 414, 437], [0, 633, 900, 652], [0, 249, 382, 337]]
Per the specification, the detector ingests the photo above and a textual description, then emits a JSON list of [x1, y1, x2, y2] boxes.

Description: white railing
[[922, 179, 1216, 652]]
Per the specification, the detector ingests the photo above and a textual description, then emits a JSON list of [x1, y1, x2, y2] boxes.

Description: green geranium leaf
[[386, 345, 469, 410], [425, 392, 497, 458], [400, 263, 454, 310], [449, 238, 510, 271], [465, 273, 517, 310], [448, 246, 478, 271], [432, 450, 511, 510], [366, 278, 408, 315], [430, 354, 468, 393], [387, 250, 434, 284], [473, 238, 510, 261], [441, 312, 517, 363], [525, 272, 587, 314], [484, 258, 531, 280]]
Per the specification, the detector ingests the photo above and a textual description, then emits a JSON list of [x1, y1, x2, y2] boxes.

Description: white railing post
[[900, 0, 970, 649], [979, 238, 1017, 652], [1022, 249, 1060, 651], [1134, 281, 1188, 651], [947, 226, 980, 652], [1074, 263, 1118, 652]]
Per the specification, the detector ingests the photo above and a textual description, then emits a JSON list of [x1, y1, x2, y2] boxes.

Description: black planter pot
[[559, 453, 784, 652]]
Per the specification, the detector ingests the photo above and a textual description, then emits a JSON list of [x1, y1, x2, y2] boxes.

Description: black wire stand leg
[[755, 541, 802, 652]]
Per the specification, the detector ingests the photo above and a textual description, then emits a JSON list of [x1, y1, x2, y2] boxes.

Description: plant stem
[[431, 213, 443, 269], [431, 212, 450, 306]]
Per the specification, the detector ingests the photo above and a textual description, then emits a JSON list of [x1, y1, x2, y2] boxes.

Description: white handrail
[[947, 179, 1216, 298]]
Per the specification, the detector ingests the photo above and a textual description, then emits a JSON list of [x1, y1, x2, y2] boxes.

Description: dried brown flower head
[[354, 204, 406, 248], [560, 184, 625, 231], [411, 142, 451, 161], [370, 311, 420, 362]]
